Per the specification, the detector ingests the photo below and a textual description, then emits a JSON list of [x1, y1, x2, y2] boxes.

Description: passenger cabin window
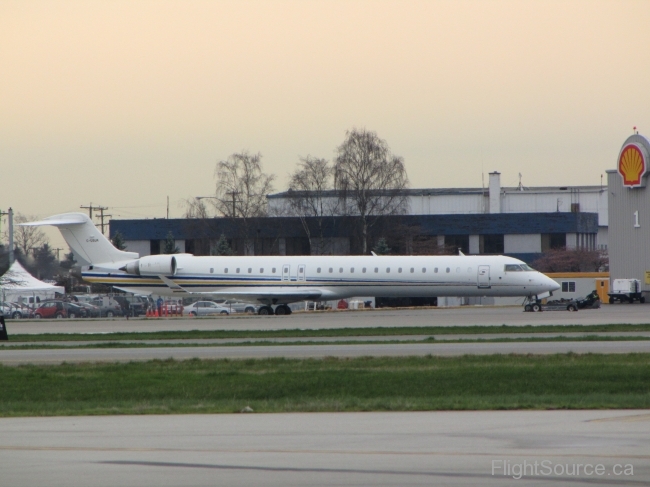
[[456, 267, 461, 273], [317, 267, 321, 273], [422, 268, 426, 273], [386, 267, 390, 273], [446, 268, 450, 273], [339, 267, 343, 273], [224, 268, 228, 273], [260, 268, 264, 273], [236, 268, 240, 273], [248, 268, 252, 273], [505, 264, 524, 272], [351, 267, 354, 273], [329, 268, 333, 273], [434, 268, 438, 273], [210, 268, 214, 274], [374, 268, 379, 273], [362, 268, 367, 273], [398, 268, 402, 273], [410, 268, 414, 273], [272, 268, 276, 273]]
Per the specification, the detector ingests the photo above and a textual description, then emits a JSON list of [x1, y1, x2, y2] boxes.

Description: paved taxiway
[[1, 340, 649, 365], [1, 410, 648, 486], [6, 305, 650, 334]]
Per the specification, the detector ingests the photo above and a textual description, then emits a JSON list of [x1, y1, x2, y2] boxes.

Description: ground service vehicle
[[608, 279, 645, 303]]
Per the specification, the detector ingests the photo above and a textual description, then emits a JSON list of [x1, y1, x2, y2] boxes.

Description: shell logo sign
[[618, 143, 647, 188]]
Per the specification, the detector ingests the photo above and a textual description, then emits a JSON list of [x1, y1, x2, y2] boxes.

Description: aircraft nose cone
[[545, 275, 560, 292]]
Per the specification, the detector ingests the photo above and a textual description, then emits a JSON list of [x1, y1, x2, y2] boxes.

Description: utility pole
[[0, 208, 13, 265], [95, 210, 111, 236], [80, 203, 94, 219], [81, 203, 108, 233], [225, 191, 240, 217]]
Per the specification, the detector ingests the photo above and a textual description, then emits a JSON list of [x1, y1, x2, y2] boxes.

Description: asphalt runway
[[1, 410, 648, 487], [6, 304, 650, 334]]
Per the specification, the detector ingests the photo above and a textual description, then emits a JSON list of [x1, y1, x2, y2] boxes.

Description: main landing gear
[[258, 304, 292, 316]]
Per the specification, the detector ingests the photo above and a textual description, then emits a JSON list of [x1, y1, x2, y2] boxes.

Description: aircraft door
[[282, 265, 290, 281], [477, 265, 491, 288], [297, 264, 306, 281]]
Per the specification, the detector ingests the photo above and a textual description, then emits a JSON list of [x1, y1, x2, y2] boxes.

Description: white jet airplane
[[23, 213, 560, 315]]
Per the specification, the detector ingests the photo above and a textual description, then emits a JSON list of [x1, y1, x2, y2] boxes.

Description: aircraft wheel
[[641, 297, 646, 304], [258, 306, 272, 316], [274, 305, 287, 316], [532, 303, 541, 312], [524, 304, 532, 312], [609, 297, 615, 304]]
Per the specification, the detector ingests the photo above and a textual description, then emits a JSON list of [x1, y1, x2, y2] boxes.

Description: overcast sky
[[2, 0, 649, 248]]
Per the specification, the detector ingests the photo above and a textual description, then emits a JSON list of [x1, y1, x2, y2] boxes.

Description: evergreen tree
[[111, 231, 127, 250], [212, 234, 234, 256], [162, 231, 180, 254], [373, 238, 391, 255], [60, 251, 77, 270], [33, 243, 58, 279]]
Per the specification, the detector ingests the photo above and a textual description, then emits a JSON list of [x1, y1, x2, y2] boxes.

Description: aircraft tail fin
[[20, 213, 139, 266]]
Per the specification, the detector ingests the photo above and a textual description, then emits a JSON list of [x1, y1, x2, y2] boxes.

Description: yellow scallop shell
[[619, 145, 645, 185]]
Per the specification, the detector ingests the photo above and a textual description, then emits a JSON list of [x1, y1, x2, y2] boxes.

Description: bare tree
[[13, 214, 47, 257], [286, 156, 337, 254], [334, 128, 409, 254], [532, 248, 608, 273], [212, 151, 275, 218]]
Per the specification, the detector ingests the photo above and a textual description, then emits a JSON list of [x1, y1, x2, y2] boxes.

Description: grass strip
[[2, 335, 650, 350], [8, 323, 650, 342], [0, 353, 648, 416]]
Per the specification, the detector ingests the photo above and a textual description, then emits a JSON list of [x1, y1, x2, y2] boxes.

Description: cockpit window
[[505, 264, 523, 272], [520, 264, 535, 271]]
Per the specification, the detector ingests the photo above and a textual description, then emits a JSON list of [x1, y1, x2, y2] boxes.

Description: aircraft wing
[[156, 276, 323, 304]]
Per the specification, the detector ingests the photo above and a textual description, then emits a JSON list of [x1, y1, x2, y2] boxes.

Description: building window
[[445, 235, 470, 255], [542, 233, 567, 251], [561, 281, 576, 293], [480, 234, 504, 254]]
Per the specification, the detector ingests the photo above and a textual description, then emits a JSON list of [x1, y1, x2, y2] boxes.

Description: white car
[[183, 301, 230, 317], [218, 301, 259, 314]]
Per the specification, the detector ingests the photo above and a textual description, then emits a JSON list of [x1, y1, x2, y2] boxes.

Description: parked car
[[2, 302, 34, 319], [113, 295, 147, 317], [89, 297, 124, 317], [75, 301, 101, 318], [34, 300, 67, 319], [183, 301, 230, 316], [218, 300, 259, 314], [63, 302, 89, 318]]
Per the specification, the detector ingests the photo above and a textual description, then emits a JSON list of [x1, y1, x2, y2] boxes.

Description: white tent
[[0, 261, 65, 304]]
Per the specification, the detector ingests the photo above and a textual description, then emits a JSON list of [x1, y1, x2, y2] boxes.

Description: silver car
[[218, 300, 259, 314], [183, 301, 230, 317]]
